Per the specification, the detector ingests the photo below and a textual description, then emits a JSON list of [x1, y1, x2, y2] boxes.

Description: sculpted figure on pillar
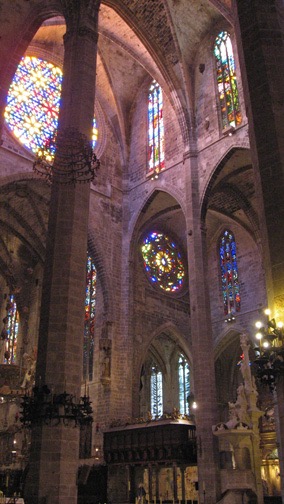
[[240, 332, 258, 410]]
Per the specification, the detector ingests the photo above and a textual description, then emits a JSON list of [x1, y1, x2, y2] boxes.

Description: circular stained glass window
[[141, 231, 186, 293], [4, 56, 98, 156], [5, 56, 63, 155]]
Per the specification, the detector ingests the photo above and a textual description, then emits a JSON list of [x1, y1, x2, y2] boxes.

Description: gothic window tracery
[[178, 354, 190, 415], [5, 56, 63, 155], [150, 364, 163, 418], [214, 31, 242, 130], [2, 294, 19, 364], [141, 231, 186, 294], [219, 230, 241, 315], [5, 56, 98, 157], [147, 80, 165, 176], [84, 255, 96, 381]]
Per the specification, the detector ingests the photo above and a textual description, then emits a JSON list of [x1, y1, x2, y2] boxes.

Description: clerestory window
[[214, 31, 242, 131], [219, 230, 241, 316], [147, 80, 165, 177]]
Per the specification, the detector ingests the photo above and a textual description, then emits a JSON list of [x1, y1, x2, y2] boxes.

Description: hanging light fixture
[[33, 127, 100, 184], [20, 385, 93, 427], [253, 308, 284, 390]]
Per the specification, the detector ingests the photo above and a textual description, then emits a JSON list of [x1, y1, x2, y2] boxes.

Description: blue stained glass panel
[[219, 230, 241, 315]]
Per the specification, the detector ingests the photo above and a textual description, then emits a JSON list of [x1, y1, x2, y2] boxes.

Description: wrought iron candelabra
[[33, 127, 100, 184], [254, 309, 284, 390], [20, 385, 93, 427]]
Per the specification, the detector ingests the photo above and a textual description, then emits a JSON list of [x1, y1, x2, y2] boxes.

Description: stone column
[[180, 465, 186, 503], [184, 151, 220, 504], [233, 1, 284, 501], [24, 2, 100, 504], [148, 464, 153, 503], [173, 463, 178, 503]]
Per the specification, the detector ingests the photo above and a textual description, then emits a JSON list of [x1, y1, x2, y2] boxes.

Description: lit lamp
[[253, 309, 284, 390], [225, 312, 236, 323], [188, 393, 198, 412], [150, 168, 159, 181]]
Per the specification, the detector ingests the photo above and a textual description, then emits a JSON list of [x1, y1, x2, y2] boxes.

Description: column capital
[[63, 25, 99, 44], [60, 0, 101, 31]]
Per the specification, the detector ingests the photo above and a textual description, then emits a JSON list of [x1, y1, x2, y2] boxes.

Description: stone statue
[[240, 332, 258, 409], [21, 350, 37, 390]]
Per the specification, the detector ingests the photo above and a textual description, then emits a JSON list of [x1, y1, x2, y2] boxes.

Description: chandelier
[[20, 385, 93, 427], [253, 308, 284, 390], [33, 127, 100, 184]]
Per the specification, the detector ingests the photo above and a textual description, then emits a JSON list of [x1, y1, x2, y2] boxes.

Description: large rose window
[[141, 231, 186, 293]]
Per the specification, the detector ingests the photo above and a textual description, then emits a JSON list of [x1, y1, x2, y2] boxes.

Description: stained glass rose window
[[141, 231, 186, 293]]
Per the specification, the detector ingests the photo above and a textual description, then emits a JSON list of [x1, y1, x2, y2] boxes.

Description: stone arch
[[134, 322, 192, 418], [88, 230, 115, 326], [103, 0, 192, 148], [201, 145, 251, 223], [145, 321, 192, 365], [129, 186, 187, 251]]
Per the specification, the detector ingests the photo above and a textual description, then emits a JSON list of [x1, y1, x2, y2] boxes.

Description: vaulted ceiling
[[0, 0, 249, 298]]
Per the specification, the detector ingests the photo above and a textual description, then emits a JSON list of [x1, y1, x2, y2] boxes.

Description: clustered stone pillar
[[24, 2, 101, 504], [184, 151, 220, 504], [233, 1, 284, 502]]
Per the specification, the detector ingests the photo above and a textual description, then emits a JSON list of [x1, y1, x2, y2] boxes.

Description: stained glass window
[[219, 230, 241, 315], [178, 354, 190, 415], [84, 255, 97, 381], [141, 231, 185, 293], [5, 56, 98, 156], [150, 365, 163, 418], [5, 56, 63, 154], [3, 295, 19, 364], [148, 80, 165, 176], [92, 117, 98, 147], [214, 31, 242, 130]]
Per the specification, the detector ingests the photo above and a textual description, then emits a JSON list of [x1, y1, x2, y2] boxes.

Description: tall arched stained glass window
[[214, 31, 242, 130], [3, 295, 19, 364], [151, 364, 163, 418], [92, 117, 98, 148], [178, 354, 190, 415], [148, 80, 165, 176], [219, 230, 241, 315], [5, 56, 98, 157], [84, 255, 97, 381]]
